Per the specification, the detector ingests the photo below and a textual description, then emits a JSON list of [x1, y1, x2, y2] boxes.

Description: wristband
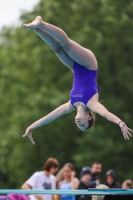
[[118, 120, 123, 126]]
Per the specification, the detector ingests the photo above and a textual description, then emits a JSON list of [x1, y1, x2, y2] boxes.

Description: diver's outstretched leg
[[24, 20, 74, 69], [24, 16, 97, 69]]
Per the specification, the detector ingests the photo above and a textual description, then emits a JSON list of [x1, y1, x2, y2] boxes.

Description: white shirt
[[26, 171, 56, 200]]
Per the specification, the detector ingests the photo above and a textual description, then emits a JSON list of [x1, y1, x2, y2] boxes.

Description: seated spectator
[[105, 169, 121, 188], [92, 184, 133, 200], [76, 167, 92, 200], [122, 180, 133, 189], [21, 157, 59, 200], [91, 184, 109, 200], [90, 161, 102, 187], [58, 163, 79, 200]]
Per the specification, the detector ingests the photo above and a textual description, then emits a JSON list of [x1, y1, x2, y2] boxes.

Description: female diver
[[23, 16, 132, 145]]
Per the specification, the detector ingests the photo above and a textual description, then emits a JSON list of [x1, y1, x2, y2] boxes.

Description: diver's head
[[75, 110, 95, 132]]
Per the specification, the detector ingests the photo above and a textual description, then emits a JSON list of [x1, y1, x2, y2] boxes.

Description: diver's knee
[[51, 44, 61, 53]]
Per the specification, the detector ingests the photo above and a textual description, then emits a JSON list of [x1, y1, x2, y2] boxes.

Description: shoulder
[[36, 171, 44, 175], [67, 101, 76, 112], [74, 177, 79, 187], [74, 177, 79, 183], [58, 181, 64, 189], [31, 171, 40, 176], [26, 171, 41, 184], [88, 101, 108, 116], [78, 181, 88, 189], [87, 93, 99, 109], [32, 171, 43, 178]]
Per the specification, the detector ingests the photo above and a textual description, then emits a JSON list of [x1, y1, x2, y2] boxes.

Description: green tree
[[0, 0, 133, 188]]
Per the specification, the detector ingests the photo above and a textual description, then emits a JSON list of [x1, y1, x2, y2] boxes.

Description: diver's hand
[[119, 122, 132, 140], [23, 127, 35, 145]]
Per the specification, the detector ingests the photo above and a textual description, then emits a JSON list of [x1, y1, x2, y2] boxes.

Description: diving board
[[0, 189, 133, 195]]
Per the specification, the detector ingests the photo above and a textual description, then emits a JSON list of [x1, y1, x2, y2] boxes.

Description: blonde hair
[[86, 111, 95, 130], [122, 180, 133, 189], [56, 168, 64, 184], [92, 184, 109, 200]]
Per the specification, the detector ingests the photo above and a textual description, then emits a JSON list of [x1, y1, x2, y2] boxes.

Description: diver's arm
[[23, 101, 75, 145], [90, 102, 132, 140], [91, 102, 121, 124], [29, 101, 74, 130]]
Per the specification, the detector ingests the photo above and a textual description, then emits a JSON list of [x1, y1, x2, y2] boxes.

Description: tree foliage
[[0, 0, 133, 188]]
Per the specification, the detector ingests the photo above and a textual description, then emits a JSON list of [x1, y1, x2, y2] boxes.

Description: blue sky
[[0, 0, 39, 29]]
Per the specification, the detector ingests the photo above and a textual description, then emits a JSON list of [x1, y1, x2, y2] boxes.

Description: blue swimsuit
[[70, 61, 98, 107]]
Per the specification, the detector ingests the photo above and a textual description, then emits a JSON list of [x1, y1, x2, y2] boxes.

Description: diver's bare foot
[[23, 16, 43, 30]]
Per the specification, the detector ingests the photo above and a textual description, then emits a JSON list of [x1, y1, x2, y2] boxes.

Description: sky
[[0, 0, 39, 29]]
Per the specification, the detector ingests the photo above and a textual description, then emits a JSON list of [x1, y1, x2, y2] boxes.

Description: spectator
[[105, 169, 121, 188], [76, 167, 92, 200], [92, 184, 133, 200], [58, 163, 79, 200], [21, 157, 59, 200], [90, 161, 102, 187], [92, 184, 109, 200], [122, 180, 133, 189]]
